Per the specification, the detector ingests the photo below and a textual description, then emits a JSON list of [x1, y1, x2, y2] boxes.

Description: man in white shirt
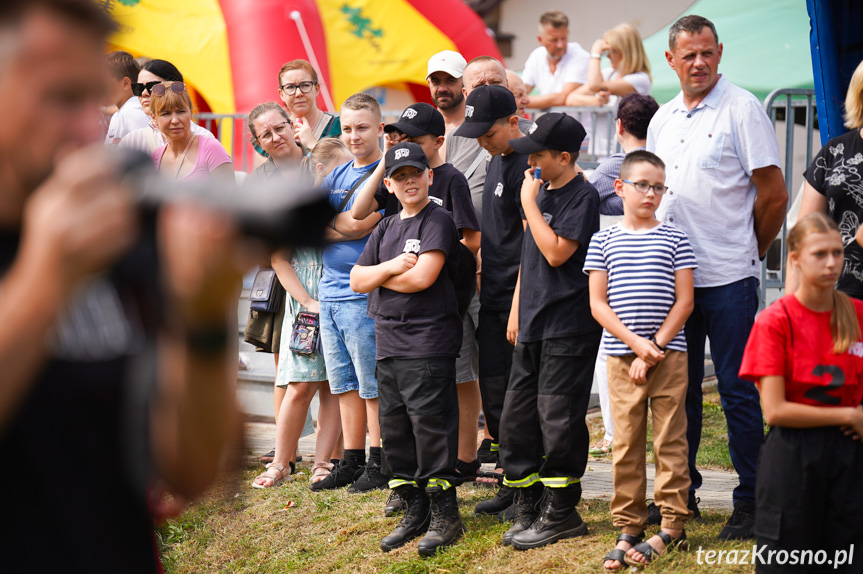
[[104, 51, 150, 145], [647, 15, 787, 541], [521, 10, 590, 109]]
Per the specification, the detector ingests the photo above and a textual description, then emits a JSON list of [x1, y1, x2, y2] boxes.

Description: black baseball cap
[[509, 112, 586, 154], [452, 85, 517, 139], [385, 142, 430, 178], [385, 102, 445, 137]]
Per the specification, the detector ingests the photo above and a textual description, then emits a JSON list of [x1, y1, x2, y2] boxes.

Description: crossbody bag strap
[[337, 168, 376, 213], [464, 148, 490, 180]]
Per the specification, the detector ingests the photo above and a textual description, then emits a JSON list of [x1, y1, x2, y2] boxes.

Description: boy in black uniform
[[452, 84, 529, 514], [350, 142, 465, 556], [499, 113, 602, 550], [350, 102, 482, 489]]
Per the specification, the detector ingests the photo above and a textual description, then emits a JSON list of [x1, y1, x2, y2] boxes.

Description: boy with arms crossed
[[585, 151, 696, 569], [452, 85, 529, 514], [498, 113, 601, 550], [351, 142, 465, 556], [350, 102, 482, 483]]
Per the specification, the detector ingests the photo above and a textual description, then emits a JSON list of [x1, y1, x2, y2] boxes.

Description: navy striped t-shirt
[[583, 222, 697, 355]]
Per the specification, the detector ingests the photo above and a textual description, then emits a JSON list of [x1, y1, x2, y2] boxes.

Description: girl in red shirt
[[740, 213, 863, 573]]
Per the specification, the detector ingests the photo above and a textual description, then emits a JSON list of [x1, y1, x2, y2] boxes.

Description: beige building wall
[[499, 0, 696, 71]]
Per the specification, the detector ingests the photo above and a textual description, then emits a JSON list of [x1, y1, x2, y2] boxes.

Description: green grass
[[158, 391, 754, 573]]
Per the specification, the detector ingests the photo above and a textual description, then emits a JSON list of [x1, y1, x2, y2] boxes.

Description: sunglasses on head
[[146, 82, 187, 97]]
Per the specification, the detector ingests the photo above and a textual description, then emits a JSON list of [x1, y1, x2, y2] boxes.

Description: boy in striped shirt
[[584, 150, 697, 569]]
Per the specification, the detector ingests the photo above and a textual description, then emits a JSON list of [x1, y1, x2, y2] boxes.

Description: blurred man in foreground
[[0, 1, 244, 571]]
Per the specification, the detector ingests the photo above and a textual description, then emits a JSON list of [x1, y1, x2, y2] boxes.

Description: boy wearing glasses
[[494, 113, 600, 550], [104, 51, 149, 145], [584, 150, 697, 569]]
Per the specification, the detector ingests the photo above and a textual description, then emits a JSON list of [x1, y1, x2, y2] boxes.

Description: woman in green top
[[278, 59, 341, 154]]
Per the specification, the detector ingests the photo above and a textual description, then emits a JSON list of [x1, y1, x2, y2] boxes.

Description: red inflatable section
[[406, 0, 503, 63]]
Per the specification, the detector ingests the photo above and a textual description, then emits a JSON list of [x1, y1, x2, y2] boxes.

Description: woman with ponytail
[[740, 212, 863, 572]]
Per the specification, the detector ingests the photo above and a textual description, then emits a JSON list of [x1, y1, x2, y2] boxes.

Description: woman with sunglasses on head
[[248, 103, 349, 488], [150, 82, 233, 181], [278, 59, 340, 154], [120, 59, 214, 153]]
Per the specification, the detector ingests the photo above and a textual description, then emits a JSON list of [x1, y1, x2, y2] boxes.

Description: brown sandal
[[251, 463, 292, 489], [311, 462, 334, 483]]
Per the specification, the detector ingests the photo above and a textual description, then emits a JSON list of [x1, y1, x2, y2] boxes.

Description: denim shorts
[[319, 298, 378, 399]]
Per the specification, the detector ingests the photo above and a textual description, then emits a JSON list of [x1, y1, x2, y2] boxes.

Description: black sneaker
[[309, 460, 364, 491], [646, 495, 701, 526], [477, 439, 497, 464], [384, 490, 404, 517], [475, 485, 515, 516], [347, 461, 389, 493], [718, 501, 755, 540]]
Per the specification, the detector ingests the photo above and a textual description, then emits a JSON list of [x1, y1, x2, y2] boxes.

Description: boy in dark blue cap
[[452, 84, 529, 514], [497, 112, 602, 550], [351, 141, 465, 556], [350, 102, 483, 489]]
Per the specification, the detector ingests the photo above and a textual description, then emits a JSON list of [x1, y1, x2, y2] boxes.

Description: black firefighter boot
[[380, 485, 431, 552], [417, 487, 465, 556], [502, 483, 544, 546], [511, 485, 588, 550]]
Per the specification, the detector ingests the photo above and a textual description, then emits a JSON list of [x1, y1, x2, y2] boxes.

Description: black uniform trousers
[[378, 356, 463, 490], [499, 333, 600, 490], [477, 307, 515, 448], [755, 426, 863, 574]]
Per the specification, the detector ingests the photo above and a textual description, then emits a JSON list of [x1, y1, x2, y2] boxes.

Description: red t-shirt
[[740, 294, 863, 407]]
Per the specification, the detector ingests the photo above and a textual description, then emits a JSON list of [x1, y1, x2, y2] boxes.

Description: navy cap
[[385, 142, 430, 178], [452, 85, 517, 139], [509, 112, 586, 154], [385, 102, 445, 137]]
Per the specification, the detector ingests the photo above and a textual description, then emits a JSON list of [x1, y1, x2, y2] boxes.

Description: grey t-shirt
[[446, 116, 534, 224]]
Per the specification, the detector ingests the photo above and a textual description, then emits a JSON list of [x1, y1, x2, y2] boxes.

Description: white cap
[[426, 50, 467, 80]]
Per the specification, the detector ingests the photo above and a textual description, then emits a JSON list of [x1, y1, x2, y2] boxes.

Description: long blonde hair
[[844, 59, 863, 130], [788, 212, 861, 353], [604, 23, 651, 79]]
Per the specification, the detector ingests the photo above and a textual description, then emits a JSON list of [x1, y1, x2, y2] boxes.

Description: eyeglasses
[[279, 81, 316, 95], [622, 179, 668, 195], [131, 81, 161, 97], [257, 121, 291, 144], [150, 82, 187, 97]]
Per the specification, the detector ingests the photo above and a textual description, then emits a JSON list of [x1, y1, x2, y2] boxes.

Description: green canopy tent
[[642, 0, 814, 104]]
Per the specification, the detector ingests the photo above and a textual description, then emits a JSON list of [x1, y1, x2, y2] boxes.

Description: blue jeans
[[319, 299, 378, 399], [685, 277, 763, 505]]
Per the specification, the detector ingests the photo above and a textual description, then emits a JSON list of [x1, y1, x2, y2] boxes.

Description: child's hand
[[629, 357, 649, 385], [506, 306, 518, 346], [632, 336, 665, 366], [387, 252, 417, 275], [856, 224, 863, 249], [384, 131, 408, 152], [521, 167, 542, 204], [841, 405, 863, 440]]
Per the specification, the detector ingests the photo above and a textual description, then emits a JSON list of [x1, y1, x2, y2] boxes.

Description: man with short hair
[[104, 50, 150, 145], [0, 1, 245, 570], [647, 14, 788, 540], [521, 10, 590, 110], [506, 70, 530, 118]]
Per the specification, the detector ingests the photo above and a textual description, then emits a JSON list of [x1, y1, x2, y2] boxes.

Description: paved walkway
[[244, 420, 737, 511]]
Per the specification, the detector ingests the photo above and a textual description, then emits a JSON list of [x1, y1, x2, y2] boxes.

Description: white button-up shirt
[[647, 75, 781, 288], [521, 42, 590, 95]]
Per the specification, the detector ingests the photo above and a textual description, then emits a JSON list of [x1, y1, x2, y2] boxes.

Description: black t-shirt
[[0, 230, 161, 573], [357, 202, 462, 360], [518, 174, 601, 342], [480, 151, 529, 311], [805, 128, 863, 298], [374, 162, 480, 235]]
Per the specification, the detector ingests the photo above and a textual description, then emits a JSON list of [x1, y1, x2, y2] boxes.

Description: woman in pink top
[[150, 82, 233, 180]]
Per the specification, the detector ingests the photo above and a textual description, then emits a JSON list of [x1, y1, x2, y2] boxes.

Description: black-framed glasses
[[257, 121, 291, 144], [279, 80, 316, 95], [622, 179, 668, 195], [132, 81, 161, 97], [150, 82, 187, 97]]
